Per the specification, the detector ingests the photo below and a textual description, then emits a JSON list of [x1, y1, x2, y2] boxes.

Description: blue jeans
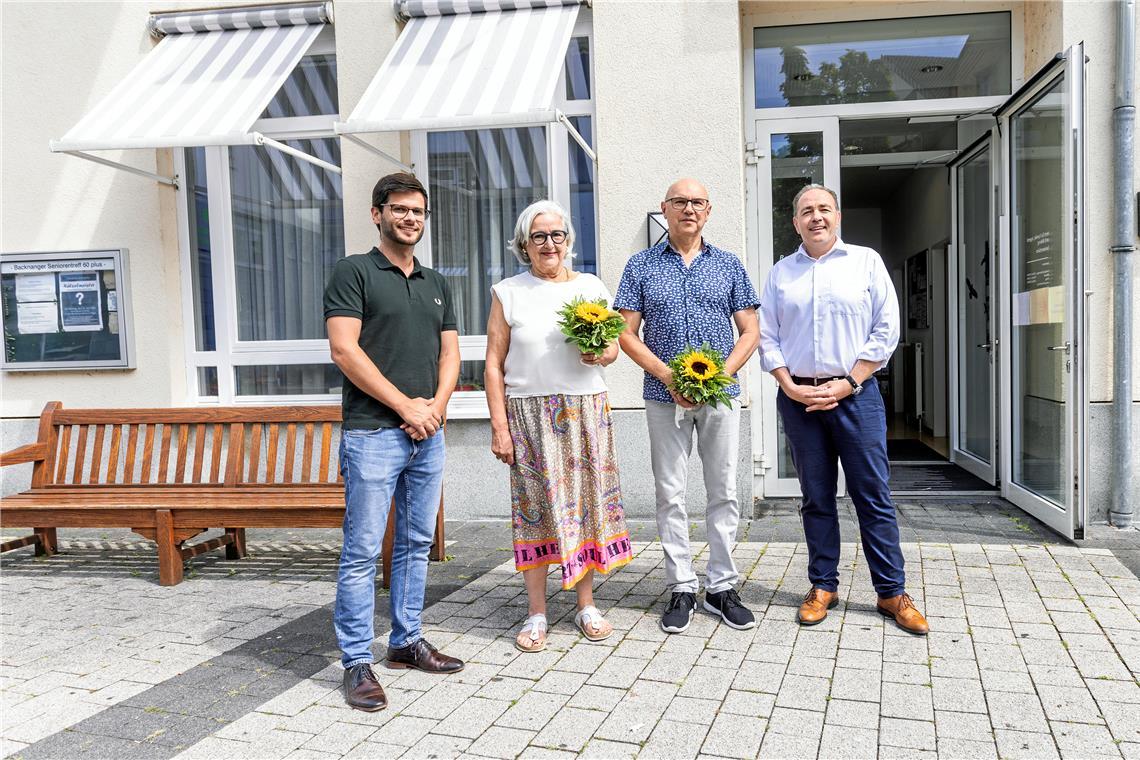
[[334, 427, 445, 668], [777, 378, 906, 599]]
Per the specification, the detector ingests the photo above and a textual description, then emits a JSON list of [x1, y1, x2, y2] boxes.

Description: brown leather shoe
[[343, 663, 387, 712], [877, 593, 930, 635], [797, 587, 838, 626], [386, 638, 465, 674]]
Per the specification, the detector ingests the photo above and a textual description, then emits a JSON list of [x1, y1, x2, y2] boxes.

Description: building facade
[[2, 0, 1137, 536]]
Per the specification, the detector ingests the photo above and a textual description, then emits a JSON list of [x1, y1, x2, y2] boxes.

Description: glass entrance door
[[749, 117, 841, 496], [949, 136, 998, 484], [998, 44, 1087, 539]]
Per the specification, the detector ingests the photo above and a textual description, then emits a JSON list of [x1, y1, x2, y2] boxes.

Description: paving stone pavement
[[2, 514, 1138, 760]]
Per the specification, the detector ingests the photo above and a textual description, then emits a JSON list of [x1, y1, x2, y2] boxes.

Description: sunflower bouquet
[[556, 296, 627, 357], [668, 344, 735, 408]]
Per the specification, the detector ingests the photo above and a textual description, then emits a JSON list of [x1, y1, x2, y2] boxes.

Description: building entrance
[[748, 42, 1087, 539]]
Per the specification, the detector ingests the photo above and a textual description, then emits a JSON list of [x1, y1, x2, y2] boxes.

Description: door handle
[[1047, 342, 1071, 353], [976, 343, 993, 350]]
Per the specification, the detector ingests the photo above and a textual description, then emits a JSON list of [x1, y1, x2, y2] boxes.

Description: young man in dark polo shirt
[[324, 173, 462, 712]]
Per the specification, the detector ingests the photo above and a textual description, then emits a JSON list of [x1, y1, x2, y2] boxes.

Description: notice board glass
[[1, 249, 135, 370]]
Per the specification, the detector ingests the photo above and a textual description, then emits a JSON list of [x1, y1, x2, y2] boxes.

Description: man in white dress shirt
[[758, 184, 929, 635]]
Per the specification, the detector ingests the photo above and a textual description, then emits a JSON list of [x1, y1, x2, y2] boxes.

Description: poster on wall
[[59, 272, 103, 332], [906, 250, 929, 330], [1, 249, 135, 371]]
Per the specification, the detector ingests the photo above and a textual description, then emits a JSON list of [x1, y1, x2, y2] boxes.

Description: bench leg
[[33, 528, 58, 557], [431, 493, 446, 562], [155, 510, 184, 586], [225, 528, 247, 560], [382, 498, 395, 591]]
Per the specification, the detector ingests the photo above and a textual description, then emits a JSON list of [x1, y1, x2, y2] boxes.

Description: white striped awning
[[336, 0, 582, 136], [50, 2, 331, 154]]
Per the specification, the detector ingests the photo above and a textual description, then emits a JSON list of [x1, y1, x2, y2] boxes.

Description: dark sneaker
[[703, 588, 756, 630], [660, 591, 696, 633]]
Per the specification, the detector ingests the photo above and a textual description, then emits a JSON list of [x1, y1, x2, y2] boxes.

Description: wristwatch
[[844, 375, 863, 396]]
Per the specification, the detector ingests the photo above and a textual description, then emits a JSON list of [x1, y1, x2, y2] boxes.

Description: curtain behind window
[[427, 127, 548, 336], [229, 137, 344, 342]]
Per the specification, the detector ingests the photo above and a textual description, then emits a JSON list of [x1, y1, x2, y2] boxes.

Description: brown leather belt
[[791, 375, 845, 386]]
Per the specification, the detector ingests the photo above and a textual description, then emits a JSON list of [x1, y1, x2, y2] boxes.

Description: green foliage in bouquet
[[668, 343, 735, 408], [556, 297, 627, 354]]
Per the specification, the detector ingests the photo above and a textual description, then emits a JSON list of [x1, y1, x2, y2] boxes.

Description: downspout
[[1110, 0, 1136, 528]]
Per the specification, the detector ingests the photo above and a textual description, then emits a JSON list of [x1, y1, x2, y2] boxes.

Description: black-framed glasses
[[529, 230, 568, 246], [666, 197, 709, 212], [381, 203, 431, 220]]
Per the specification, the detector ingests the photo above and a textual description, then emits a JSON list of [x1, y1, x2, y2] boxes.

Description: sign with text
[[1, 249, 135, 370]]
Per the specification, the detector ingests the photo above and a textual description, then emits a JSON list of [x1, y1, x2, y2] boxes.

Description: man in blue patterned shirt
[[615, 178, 761, 634]]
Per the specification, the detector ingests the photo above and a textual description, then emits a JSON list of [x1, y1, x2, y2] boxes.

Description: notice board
[[2, 249, 135, 370]]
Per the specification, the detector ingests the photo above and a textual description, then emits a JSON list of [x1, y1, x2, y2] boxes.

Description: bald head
[[665, 177, 709, 201], [661, 177, 712, 243]]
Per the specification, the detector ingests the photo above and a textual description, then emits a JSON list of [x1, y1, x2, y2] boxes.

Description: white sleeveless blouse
[[491, 271, 612, 398]]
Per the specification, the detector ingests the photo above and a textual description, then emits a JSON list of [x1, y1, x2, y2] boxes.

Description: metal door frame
[[948, 134, 1000, 485]]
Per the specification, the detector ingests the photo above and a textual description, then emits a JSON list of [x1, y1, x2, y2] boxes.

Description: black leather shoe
[[386, 638, 464, 674], [342, 663, 387, 712]]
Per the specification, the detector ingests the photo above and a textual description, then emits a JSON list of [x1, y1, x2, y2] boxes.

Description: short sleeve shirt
[[323, 248, 457, 429], [613, 239, 760, 402]]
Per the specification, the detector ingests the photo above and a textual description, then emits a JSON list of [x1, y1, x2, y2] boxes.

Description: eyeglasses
[[666, 197, 709, 212], [381, 203, 431, 220], [528, 230, 568, 246]]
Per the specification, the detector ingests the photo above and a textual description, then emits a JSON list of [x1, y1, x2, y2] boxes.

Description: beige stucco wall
[[593, 0, 747, 410], [1, 2, 185, 418], [333, 2, 405, 258]]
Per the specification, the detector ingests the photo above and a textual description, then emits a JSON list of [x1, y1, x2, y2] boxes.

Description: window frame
[[742, 5, 1024, 122], [410, 15, 596, 419], [176, 31, 343, 405]]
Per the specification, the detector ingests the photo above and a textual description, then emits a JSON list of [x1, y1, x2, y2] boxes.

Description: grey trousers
[[645, 399, 741, 594]]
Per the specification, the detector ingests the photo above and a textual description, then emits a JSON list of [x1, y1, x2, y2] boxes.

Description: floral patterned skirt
[[507, 392, 632, 589]]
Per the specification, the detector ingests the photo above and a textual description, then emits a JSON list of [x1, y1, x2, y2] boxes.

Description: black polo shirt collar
[[370, 247, 424, 278]]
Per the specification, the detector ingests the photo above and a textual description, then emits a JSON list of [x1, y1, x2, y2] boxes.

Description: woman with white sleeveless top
[[485, 200, 632, 653]]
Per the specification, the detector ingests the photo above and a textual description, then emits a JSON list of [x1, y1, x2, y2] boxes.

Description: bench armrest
[[0, 442, 48, 467]]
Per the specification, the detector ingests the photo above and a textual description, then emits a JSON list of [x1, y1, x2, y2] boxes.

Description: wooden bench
[[0, 402, 445, 586]]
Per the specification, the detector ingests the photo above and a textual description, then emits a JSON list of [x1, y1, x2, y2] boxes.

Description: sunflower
[[667, 343, 734, 408], [574, 302, 609, 324], [681, 351, 718, 381], [557, 296, 627, 354]]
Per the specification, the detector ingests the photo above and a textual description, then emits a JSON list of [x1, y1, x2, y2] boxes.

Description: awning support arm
[[556, 110, 596, 165], [255, 134, 342, 175], [341, 133, 414, 173], [62, 151, 179, 188]]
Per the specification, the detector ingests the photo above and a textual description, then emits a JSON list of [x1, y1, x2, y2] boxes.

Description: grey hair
[[510, 200, 576, 266], [792, 184, 840, 214]]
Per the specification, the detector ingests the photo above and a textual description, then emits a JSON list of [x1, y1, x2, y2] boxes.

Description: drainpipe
[[1109, 0, 1136, 529]]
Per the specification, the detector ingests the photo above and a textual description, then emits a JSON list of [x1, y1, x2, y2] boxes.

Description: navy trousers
[[777, 377, 906, 598]]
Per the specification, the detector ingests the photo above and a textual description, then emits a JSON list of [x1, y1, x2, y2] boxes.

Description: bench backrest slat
[[125, 424, 142, 481], [89, 425, 106, 483], [209, 424, 224, 481], [72, 425, 89, 483], [283, 424, 297, 482], [300, 423, 315, 483], [174, 424, 190, 481], [318, 422, 333, 482], [106, 425, 121, 483], [55, 426, 72, 484], [192, 424, 207, 482]]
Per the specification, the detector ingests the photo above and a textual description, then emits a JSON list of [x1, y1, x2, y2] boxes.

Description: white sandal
[[515, 613, 548, 653], [574, 606, 613, 642]]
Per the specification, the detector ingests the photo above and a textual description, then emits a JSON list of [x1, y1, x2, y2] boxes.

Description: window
[[754, 12, 1011, 109], [181, 30, 344, 403], [413, 24, 595, 418]]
